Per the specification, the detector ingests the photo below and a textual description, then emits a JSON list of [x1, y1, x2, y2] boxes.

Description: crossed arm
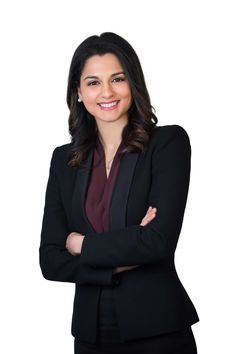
[[65, 206, 157, 275]]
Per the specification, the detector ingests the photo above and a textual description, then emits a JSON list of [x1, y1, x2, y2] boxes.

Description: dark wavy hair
[[66, 32, 158, 168]]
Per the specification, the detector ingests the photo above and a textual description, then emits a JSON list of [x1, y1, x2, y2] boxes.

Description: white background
[[0, 1, 235, 353]]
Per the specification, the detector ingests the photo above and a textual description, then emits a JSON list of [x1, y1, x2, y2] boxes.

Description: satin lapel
[[109, 152, 139, 231], [71, 148, 96, 234]]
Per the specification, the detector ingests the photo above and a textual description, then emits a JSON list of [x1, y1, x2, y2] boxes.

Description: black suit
[[39, 124, 199, 344]]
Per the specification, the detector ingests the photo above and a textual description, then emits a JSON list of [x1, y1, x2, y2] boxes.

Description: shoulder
[[147, 125, 191, 172], [52, 142, 72, 155], [149, 124, 191, 152], [49, 142, 72, 169], [150, 124, 190, 142]]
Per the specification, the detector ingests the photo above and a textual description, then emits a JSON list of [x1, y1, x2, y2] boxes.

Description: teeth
[[100, 101, 118, 108]]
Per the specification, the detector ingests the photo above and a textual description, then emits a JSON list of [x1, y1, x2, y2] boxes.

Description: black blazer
[[39, 124, 199, 343]]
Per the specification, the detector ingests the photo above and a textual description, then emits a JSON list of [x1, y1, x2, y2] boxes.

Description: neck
[[96, 117, 128, 151]]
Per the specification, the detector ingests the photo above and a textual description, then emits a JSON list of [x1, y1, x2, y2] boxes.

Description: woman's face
[[78, 53, 132, 126]]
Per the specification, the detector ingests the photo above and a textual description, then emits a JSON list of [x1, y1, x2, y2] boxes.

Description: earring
[[78, 97, 82, 103]]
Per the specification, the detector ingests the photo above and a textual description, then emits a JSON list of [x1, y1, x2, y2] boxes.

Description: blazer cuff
[[78, 264, 115, 286]]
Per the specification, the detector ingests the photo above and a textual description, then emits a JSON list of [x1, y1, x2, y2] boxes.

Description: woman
[[39, 32, 199, 353]]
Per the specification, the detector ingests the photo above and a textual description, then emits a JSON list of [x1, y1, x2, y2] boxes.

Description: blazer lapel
[[109, 152, 139, 231], [71, 148, 96, 234], [71, 148, 139, 234]]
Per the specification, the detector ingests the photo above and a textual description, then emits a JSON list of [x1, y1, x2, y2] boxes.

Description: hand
[[113, 206, 157, 274], [66, 232, 85, 256], [140, 206, 157, 226]]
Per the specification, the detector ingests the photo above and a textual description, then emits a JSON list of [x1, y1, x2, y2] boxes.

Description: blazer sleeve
[[80, 125, 191, 267], [39, 147, 115, 285]]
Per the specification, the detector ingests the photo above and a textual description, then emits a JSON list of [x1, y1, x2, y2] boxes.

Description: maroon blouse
[[85, 137, 126, 233]]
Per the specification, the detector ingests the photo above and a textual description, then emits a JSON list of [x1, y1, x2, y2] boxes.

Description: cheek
[[122, 85, 132, 99], [123, 88, 132, 105], [83, 90, 98, 105]]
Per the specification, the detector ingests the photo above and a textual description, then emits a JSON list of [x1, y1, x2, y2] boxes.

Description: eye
[[87, 80, 99, 86], [113, 77, 125, 83]]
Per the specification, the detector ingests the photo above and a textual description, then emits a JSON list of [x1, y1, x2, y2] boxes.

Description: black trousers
[[74, 326, 197, 354]]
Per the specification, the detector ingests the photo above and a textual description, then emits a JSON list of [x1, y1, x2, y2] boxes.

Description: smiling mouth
[[98, 100, 120, 108]]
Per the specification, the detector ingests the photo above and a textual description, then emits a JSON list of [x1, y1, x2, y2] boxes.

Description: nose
[[101, 82, 114, 99]]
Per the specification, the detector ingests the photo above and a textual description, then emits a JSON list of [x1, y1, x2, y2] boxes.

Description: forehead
[[81, 53, 123, 77]]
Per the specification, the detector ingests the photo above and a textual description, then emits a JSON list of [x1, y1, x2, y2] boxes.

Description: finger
[[146, 207, 154, 216], [148, 207, 157, 215], [140, 208, 157, 226], [143, 214, 155, 225], [147, 210, 156, 218], [147, 213, 156, 222], [148, 215, 155, 221], [150, 208, 157, 215]]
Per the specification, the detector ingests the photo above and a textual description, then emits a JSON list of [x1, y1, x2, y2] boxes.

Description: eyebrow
[[83, 71, 125, 81]]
